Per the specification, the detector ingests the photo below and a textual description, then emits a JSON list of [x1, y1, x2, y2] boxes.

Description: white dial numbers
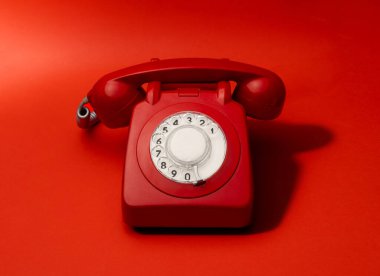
[[150, 112, 227, 184]]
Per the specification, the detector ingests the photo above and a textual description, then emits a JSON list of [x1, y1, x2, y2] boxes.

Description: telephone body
[[77, 58, 285, 228]]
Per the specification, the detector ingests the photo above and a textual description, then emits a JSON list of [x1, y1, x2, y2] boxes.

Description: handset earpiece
[[233, 75, 285, 120]]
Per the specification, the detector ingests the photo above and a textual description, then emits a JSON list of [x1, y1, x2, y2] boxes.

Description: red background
[[1, 0, 379, 275]]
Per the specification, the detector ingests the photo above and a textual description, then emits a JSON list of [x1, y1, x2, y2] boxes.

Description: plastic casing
[[85, 58, 285, 227], [123, 86, 253, 228]]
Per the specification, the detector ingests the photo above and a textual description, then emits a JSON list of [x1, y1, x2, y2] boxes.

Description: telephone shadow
[[247, 120, 332, 233], [135, 120, 333, 235]]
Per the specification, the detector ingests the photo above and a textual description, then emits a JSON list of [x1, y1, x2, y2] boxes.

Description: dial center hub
[[166, 126, 209, 165]]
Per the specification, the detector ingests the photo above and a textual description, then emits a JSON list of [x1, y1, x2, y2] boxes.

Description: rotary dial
[[150, 112, 227, 185]]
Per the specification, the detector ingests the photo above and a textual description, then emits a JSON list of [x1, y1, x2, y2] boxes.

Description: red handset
[[77, 58, 285, 228]]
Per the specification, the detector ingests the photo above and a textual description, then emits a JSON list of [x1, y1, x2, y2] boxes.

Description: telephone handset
[[77, 58, 285, 228]]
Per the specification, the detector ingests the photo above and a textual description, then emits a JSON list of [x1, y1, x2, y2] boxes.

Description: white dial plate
[[150, 112, 227, 184]]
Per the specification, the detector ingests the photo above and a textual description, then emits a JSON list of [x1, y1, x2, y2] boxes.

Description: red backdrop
[[1, 0, 379, 275]]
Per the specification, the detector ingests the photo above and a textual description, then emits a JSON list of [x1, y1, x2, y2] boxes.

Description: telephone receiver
[[77, 58, 285, 129]]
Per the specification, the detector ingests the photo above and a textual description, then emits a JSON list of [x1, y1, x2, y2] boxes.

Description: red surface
[[0, 0, 379, 275]]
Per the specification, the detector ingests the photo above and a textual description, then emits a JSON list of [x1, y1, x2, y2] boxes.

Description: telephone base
[[123, 197, 252, 228]]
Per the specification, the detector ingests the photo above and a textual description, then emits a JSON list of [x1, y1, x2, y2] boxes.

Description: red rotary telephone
[[77, 58, 285, 228]]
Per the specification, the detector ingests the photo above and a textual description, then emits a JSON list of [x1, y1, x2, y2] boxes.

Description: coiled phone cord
[[76, 97, 99, 129]]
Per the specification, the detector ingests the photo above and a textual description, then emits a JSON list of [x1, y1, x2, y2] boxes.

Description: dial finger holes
[[150, 111, 227, 184], [206, 123, 219, 135], [151, 145, 165, 159], [158, 123, 171, 134], [183, 113, 195, 124], [168, 116, 182, 126], [196, 116, 208, 127], [168, 165, 181, 180], [152, 133, 164, 145], [157, 157, 170, 171], [182, 169, 195, 182]]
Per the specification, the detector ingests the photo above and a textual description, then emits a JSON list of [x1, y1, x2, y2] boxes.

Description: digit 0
[[184, 173, 191, 180]]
